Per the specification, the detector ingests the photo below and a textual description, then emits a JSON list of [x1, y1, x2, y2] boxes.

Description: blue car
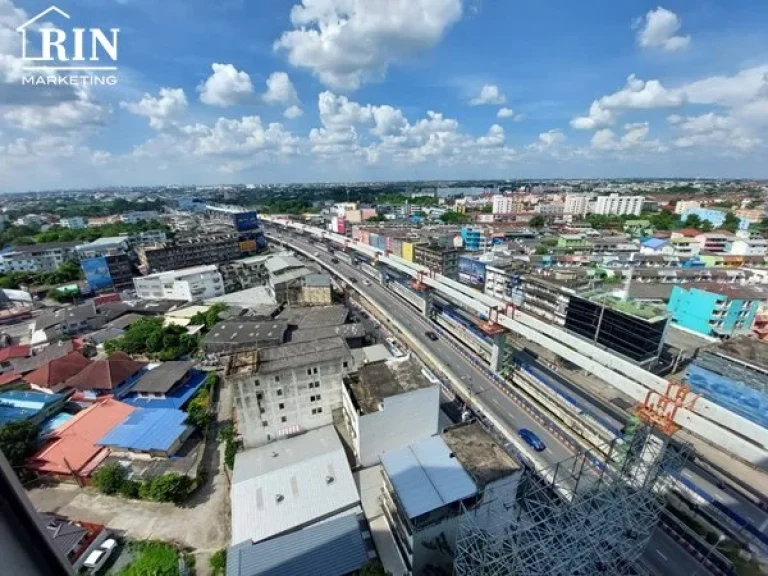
[[519, 428, 546, 451]]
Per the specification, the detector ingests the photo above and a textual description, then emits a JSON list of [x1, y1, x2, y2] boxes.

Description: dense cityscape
[[0, 180, 766, 576]]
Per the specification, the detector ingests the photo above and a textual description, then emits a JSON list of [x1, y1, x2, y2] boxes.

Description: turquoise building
[[667, 284, 763, 338], [460, 227, 485, 251]]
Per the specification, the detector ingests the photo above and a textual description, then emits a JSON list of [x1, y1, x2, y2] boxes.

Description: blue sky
[[1, 0, 768, 191]]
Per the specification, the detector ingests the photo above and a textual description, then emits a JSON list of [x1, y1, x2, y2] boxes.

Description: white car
[[83, 538, 117, 572], [363, 280, 371, 286]]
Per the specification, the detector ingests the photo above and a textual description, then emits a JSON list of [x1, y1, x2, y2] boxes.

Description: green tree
[[189, 303, 226, 331], [360, 561, 389, 575], [534, 246, 550, 255], [720, 212, 740, 233], [648, 209, 678, 231], [700, 220, 714, 232], [529, 215, 546, 228], [440, 210, 468, 224], [683, 214, 702, 229], [185, 389, 212, 430], [209, 549, 226, 576], [0, 421, 38, 468], [92, 463, 126, 495], [139, 473, 194, 504], [116, 541, 179, 576]]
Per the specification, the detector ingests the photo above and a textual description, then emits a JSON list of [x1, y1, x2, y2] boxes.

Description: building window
[[254, 379, 260, 387], [310, 394, 321, 403], [262, 421, 268, 427], [278, 403, 285, 410], [276, 388, 283, 396], [256, 392, 263, 400], [312, 367, 318, 374], [343, 361, 348, 369], [274, 375, 280, 383], [307, 369, 312, 376], [281, 416, 287, 423], [312, 407, 323, 415]]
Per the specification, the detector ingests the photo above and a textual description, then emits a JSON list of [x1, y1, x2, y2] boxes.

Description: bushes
[[116, 541, 179, 576], [93, 466, 193, 505], [210, 549, 226, 576], [0, 421, 38, 468], [219, 423, 237, 470], [186, 388, 212, 430], [104, 317, 198, 360]]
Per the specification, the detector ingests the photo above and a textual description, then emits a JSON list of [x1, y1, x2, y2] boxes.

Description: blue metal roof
[[381, 435, 477, 519], [641, 238, 667, 249], [121, 369, 206, 410], [0, 391, 65, 410], [97, 408, 190, 452], [226, 510, 370, 576]]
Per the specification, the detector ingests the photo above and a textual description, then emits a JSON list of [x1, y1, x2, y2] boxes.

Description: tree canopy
[[0, 421, 38, 468], [104, 317, 199, 360]]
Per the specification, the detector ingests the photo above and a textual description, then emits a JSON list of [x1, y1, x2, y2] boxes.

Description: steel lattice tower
[[454, 424, 690, 576]]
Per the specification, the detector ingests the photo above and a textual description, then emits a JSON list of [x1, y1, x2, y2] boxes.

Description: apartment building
[[120, 211, 160, 224], [674, 200, 700, 215], [536, 202, 565, 216], [75, 236, 131, 259], [218, 253, 272, 292], [0, 242, 78, 274], [696, 232, 734, 254], [492, 195, 523, 215], [484, 265, 522, 304], [82, 253, 135, 292], [138, 236, 243, 273], [133, 265, 225, 302], [668, 284, 765, 338], [564, 194, 590, 217], [592, 194, 644, 216], [380, 422, 522, 574], [341, 356, 440, 467], [727, 237, 768, 257], [59, 216, 87, 229], [521, 274, 588, 326], [227, 337, 352, 447], [414, 243, 462, 278]]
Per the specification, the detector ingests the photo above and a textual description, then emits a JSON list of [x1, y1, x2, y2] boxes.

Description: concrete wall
[[357, 385, 440, 467]]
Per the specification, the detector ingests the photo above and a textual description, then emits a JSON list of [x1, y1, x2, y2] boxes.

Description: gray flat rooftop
[[258, 337, 351, 374], [277, 305, 349, 329], [289, 323, 366, 344], [205, 321, 287, 346], [441, 421, 521, 488], [348, 357, 435, 414], [709, 336, 768, 373]]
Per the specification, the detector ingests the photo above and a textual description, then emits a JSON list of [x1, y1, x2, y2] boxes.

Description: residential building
[[668, 284, 765, 339], [81, 253, 135, 293], [696, 231, 734, 254], [460, 227, 491, 252], [229, 426, 363, 551], [0, 242, 78, 274], [557, 234, 587, 249], [59, 216, 87, 229], [521, 274, 588, 327], [24, 351, 92, 394], [592, 194, 644, 216], [674, 200, 700, 215], [0, 391, 67, 426], [63, 352, 145, 397], [37, 513, 110, 572], [413, 243, 461, 278], [492, 195, 522, 215], [342, 356, 440, 467], [120, 362, 208, 410], [97, 407, 193, 458], [75, 236, 131, 259], [120, 211, 160, 224], [266, 254, 313, 303], [133, 265, 225, 302], [484, 265, 522, 304], [227, 336, 351, 447], [26, 398, 136, 481], [564, 194, 590, 217], [727, 237, 768, 257], [202, 320, 287, 355], [138, 236, 243, 273], [218, 253, 273, 292], [380, 421, 522, 574], [669, 237, 701, 258], [332, 202, 359, 218], [8, 341, 75, 374], [287, 273, 333, 307], [536, 202, 565, 216]]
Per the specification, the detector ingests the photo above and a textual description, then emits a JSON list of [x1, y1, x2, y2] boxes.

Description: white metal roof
[[381, 435, 477, 520], [231, 426, 359, 546]]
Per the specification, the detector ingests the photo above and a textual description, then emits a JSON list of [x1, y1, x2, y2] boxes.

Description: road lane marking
[[656, 550, 668, 561]]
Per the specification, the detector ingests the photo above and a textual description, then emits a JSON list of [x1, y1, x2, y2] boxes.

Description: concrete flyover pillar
[[490, 332, 507, 373], [421, 290, 434, 318]]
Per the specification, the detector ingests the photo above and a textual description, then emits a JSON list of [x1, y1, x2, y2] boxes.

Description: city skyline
[[2, 0, 768, 191]]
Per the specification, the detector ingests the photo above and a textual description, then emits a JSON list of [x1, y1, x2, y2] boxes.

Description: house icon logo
[[16, 5, 120, 87]]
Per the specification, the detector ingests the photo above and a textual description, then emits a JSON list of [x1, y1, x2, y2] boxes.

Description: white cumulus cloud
[[198, 63, 254, 107], [635, 6, 690, 52], [470, 84, 506, 106], [274, 0, 463, 91], [121, 88, 188, 130]]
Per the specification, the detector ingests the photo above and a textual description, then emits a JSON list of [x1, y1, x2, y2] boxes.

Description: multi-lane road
[[272, 230, 711, 575]]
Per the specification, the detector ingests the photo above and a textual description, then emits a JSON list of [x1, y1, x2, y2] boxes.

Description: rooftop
[[6, 241, 79, 254], [441, 421, 521, 487], [9, 341, 74, 374], [710, 337, 768, 373], [265, 254, 305, 274], [97, 407, 190, 452], [24, 351, 92, 389], [204, 321, 287, 350], [206, 286, 278, 313], [36, 514, 89, 560], [348, 357, 435, 414], [381, 434, 477, 520], [681, 283, 768, 300], [277, 305, 349, 329], [129, 361, 193, 394], [64, 352, 145, 391], [76, 236, 128, 249], [107, 313, 146, 331], [303, 273, 331, 287], [288, 323, 366, 344], [258, 337, 351, 374], [142, 264, 219, 280], [122, 368, 206, 409], [0, 390, 65, 425], [231, 426, 359, 546]]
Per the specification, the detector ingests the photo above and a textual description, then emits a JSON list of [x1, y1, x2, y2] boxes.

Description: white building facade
[[133, 265, 225, 301], [492, 195, 516, 215], [592, 194, 644, 217], [674, 200, 700, 215], [564, 194, 590, 217], [0, 243, 77, 273]]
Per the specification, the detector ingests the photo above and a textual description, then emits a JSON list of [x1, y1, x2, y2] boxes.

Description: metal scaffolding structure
[[453, 425, 691, 576]]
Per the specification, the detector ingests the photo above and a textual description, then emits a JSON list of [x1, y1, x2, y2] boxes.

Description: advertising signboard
[[458, 256, 486, 286], [234, 211, 260, 232], [81, 257, 113, 291]]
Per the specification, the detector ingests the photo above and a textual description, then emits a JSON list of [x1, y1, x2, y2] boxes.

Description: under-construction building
[[454, 422, 690, 576]]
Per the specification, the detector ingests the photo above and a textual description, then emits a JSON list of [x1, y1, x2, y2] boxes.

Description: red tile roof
[[27, 398, 135, 476], [0, 372, 24, 388], [24, 352, 92, 389], [677, 228, 701, 237], [0, 344, 30, 362], [64, 352, 145, 391]]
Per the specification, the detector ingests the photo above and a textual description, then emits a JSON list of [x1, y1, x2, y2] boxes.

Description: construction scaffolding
[[453, 424, 691, 576]]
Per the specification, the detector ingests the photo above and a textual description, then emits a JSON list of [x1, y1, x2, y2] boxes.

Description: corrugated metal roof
[[97, 408, 190, 452], [231, 426, 359, 546], [227, 508, 370, 576], [381, 435, 477, 519]]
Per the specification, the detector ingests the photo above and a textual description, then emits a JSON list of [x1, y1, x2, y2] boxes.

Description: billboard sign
[[458, 256, 486, 286], [234, 211, 260, 232], [81, 257, 113, 291]]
